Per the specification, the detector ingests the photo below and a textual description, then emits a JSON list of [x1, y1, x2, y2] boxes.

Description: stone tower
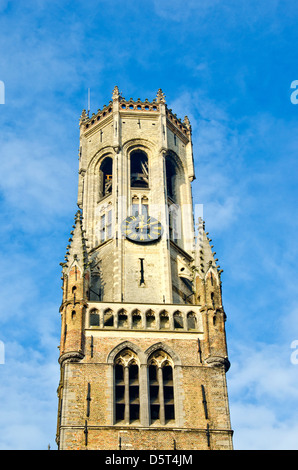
[[56, 87, 233, 450]]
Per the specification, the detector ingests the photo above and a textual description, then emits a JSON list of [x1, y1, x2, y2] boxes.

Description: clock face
[[121, 215, 163, 243]]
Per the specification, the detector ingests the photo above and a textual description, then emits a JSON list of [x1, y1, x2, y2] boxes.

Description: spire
[[183, 115, 191, 130], [112, 85, 121, 101], [194, 218, 222, 280], [156, 88, 166, 103], [79, 109, 87, 125], [60, 210, 89, 273]]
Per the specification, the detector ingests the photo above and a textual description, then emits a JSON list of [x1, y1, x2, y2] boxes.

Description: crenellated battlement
[[79, 87, 191, 138]]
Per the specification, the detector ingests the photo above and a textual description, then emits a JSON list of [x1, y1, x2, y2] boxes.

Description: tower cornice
[[80, 88, 191, 140]]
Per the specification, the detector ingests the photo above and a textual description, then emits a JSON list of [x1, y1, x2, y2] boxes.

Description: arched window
[[114, 349, 140, 424], [103, 308, 114, 327], [118, 309, 128, 328], [165, 158, 176, 200], [130, 150, 149, 188], [89, 309, 100, 327], [173, 311, 184, 329], [187, 312, 197, 330], [159, 310, 169, 329], [132, 309, 142, 329], [148, 351, 175, 425], [99, 157, 113, 199], [146, 310, 156, 329]]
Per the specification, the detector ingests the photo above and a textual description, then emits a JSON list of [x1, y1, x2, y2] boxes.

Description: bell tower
[[56, 87, 233, 450]]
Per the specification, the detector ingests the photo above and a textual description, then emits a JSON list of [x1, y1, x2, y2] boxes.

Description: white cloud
[[0, 341, 59, 450], [228, 340, 298, 449]]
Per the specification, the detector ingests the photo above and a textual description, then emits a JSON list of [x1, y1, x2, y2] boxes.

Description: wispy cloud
[[229, 339, 298, 449]]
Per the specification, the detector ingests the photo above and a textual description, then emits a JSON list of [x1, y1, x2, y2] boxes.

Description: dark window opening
[[130, 150, 149, 188], [163, 365, 175, 422], [116, 404, 125, 421], [130, 404, 140, 421], [187, 313, 197, 330], [165, 159, 176, 200], [89, 311, 99, 326], [149, 364, 158, 383], [173, 312, 183, 329], [163, 365, 173, 385], [129, 364, 140, 422], [160, 312, 169, 329], [165, 404, 175, 421], [129, 364, 139, 384], [118, 311, 128, 328], [115, 363, 125, 422], [115, 359, 140, 424], [115, 385, 125, 402], [146, 312, 156, 329], [151, 404, 160, 421], [104, 310, 114, 327], [132, 312, 142, 328], [100, 157, 113, 198], [149, 362, 175, 424], [115, 364, 124, 383]]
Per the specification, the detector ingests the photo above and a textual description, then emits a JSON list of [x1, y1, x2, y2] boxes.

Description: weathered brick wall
[[59, 335, 232, 450]]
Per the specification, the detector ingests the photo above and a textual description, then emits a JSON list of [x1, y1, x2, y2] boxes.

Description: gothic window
[[118, 309, 128, 328], [173, 311, 184, 329], [130, 150, 149, 188], [132, 309, 142, 329], [89, 309, 100, 327], [104, 308, 114, 327], [187, 312, 197, 330], [146, 310, 156, 329], [99, 157, 113, 199], [159, 310, 170, 329], [114, 350, 140, 424], [148, 351, 175, 425], [165, 158, 176, 200]]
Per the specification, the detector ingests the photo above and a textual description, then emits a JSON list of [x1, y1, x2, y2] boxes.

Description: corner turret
[[194, 218, 230, 371], [59, 210, 90, 365]]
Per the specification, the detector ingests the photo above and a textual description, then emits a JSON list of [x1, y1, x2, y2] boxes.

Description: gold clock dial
[[121, 215, 163, 243]]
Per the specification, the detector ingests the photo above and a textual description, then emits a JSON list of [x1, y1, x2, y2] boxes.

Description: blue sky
[[0, 0, 298, 450]]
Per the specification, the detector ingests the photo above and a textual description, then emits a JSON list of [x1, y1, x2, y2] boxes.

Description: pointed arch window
[[165, 158, 177, 200], [146, 310, 156, 329], [187, 312, 197, 330], [159, 310, 170, 329], [173, 311, 184, 329], [89, 309, 100, 327], [118, 309, 128, 328], [99, 157, 113, 199], [132, 309, 142, 329], [114, 349, 140, 424], [148, 351, 175, 425], [103, 308, 114, 327], [130, 150, 149, 188]]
